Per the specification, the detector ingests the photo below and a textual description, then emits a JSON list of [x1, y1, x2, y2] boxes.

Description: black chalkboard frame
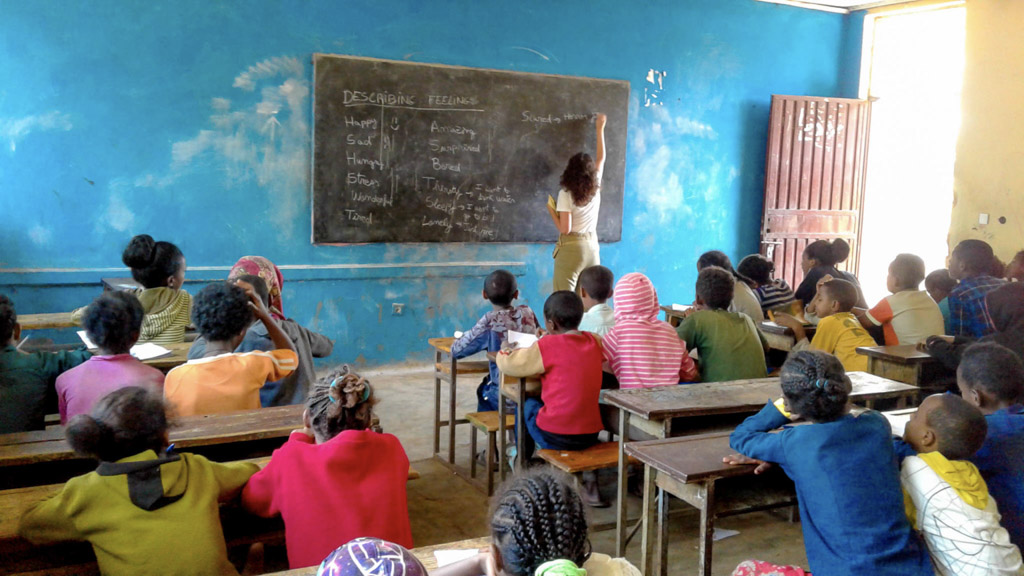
[[311, 54, 629, 245]]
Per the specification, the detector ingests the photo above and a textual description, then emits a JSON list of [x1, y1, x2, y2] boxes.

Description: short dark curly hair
[[82, 292, 145, 354], [696, 266, 734, 311], [0, 295, 16, 343], [192, 282, 252, 342]]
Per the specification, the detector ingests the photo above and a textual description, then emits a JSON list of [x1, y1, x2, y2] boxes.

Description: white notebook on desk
[[77, 331, 172, 361], [507, 330, 538, 349]]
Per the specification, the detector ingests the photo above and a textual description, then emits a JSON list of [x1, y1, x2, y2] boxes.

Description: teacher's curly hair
[[560, 152, 599, 206]]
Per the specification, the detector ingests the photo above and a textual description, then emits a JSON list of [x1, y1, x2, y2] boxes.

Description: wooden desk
[[428, 337, 490, 476], [758, 321, 815, 352], [660, 305, 690, 327], [17, 313, 76, 331], [625, 433, 797, 576], [0, 405, 305, 488], [856, 344, 941, 390], [265, 536, 491, 575], [140, 341, 192, 372], [100, 277, 142, 292], [496, 375, 542, 481], [603, 372, 918, 555]]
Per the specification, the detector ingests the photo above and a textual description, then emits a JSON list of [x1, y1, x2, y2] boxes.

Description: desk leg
[[658, 487, 669, 576], [433, 349, 442, 456], [641, 464, 657, 576], [448, 355, 457, 465], [498, 387, 508, 483], [697, 480, 715, 576], [615, 409, 631, 556], [516, 378, 526, 473]]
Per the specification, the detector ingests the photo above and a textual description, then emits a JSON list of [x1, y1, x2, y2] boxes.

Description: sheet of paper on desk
[[77, 331, 98, 349], [434, 549, 480, 568], [454, 331, 464, 339], [883, 411, 912, 437], [130, 343, 172, 361], [671, 303, 691, 312], [507, 330, 538, 349]]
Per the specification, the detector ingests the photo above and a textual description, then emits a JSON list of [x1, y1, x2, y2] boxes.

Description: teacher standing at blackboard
[[548, 114, 607, 292]]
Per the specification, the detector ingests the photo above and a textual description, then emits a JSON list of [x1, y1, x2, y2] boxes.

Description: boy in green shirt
[[0, 295, 91, 433], [677, 266, 768, 382]]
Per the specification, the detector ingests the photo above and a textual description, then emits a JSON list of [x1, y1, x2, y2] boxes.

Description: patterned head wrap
[[229, 256, 284, 320], [317, 538, 426, 576]]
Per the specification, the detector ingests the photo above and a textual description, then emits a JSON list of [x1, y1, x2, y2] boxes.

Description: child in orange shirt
[[164, 282, 297, 416]]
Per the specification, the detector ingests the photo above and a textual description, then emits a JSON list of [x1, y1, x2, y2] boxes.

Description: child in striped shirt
[[602, 272, 698, 388], [738, 254, 796, 316]]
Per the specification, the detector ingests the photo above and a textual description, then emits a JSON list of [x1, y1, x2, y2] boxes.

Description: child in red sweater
[[496, 291, 605, 505], [241, 365, 412, 569]]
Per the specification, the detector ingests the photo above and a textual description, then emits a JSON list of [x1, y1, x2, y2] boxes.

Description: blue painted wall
[[0, 0, 862, 366]]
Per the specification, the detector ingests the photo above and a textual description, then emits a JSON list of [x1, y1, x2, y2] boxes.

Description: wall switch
[[979, 213, 990, 225], [392, 303, 404, 315]]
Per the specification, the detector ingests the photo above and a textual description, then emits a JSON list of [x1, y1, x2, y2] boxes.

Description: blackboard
[[311, 54, 629, 244]]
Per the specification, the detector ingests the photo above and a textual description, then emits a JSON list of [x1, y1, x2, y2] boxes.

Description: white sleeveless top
[[555, 165, 604, 234]]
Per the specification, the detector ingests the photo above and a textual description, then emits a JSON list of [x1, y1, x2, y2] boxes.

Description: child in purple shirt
[[56, 292, 164, 424]]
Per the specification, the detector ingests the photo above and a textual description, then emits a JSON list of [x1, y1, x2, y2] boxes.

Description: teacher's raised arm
[[549, 114, 607, 292]]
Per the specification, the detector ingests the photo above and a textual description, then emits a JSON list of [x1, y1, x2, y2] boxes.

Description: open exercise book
[[77, 331, 172, 361]]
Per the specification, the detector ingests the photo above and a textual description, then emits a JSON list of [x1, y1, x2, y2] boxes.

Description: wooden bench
[[537, 441, 631, 474], [0, 456, 419, 576], [466, 411, 514, 495]]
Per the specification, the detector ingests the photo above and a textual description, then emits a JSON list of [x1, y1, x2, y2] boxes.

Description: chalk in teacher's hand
[[547, 195, 557, 210]]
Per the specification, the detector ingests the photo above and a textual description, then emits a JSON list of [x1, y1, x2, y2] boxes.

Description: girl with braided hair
[[241, 365, 412, 569], [434, 469, 640, 576], [727, 351, 933, 576]]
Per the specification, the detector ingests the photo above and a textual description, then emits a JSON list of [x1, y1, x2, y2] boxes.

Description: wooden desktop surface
[[856, 344, 934, 363], [602, 372, 917, 421], [17, 312, 76, 331]]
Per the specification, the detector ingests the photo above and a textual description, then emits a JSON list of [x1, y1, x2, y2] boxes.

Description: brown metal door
[[762, 95, 872, 291]]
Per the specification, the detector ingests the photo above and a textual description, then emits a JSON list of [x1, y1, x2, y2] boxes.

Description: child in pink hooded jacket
[[602, 272, 699, 388]]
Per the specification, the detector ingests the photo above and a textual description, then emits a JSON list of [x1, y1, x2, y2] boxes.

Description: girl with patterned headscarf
[[241, 366, 412, 568], [229, 256, 285, 320]]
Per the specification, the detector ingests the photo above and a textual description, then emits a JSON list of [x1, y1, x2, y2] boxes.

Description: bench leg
[[470, 426, 478, 479], [486, 430, 497, 496], [697, 480, 715, 576], [448, 356, 458, 464], [498, 390, 508, 483], [615, 409, 631, 556], [641, 464, 657, 576], [433, 350, 442, 456]]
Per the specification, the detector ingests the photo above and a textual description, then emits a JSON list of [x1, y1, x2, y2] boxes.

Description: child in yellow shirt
[[18, 386, 259, 576], [775, 279, 876, 372], [164, 282, 297, 416]]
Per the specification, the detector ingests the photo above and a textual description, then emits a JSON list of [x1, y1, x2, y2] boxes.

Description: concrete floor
[[356, 365, 810, 575]]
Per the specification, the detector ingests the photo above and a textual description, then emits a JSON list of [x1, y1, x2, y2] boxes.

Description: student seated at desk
[[72, 234, 192, 345], [946, 240, 1006, 339], [794, 239, 868, 320], [577, 265, 615, 336], [451, 269, 539, 412], [856, 254, 943, 346], [496, 291, 605, 505], [242, 365, 412, 569], [898, 393, 1023, 575], [165, 282, 297, 416], [925, 283, 1024, 371], [676, 266, 767, 382], [57, 291, 165, 423], [18, 387, 260, 576], [1006, 251, 1024, 283], [956, 343, 1024, 549], [189, 274, 332, 406], [0, 294, 90, 433], [925, 269, 957, 336], [602, 272, 698, 388], [774, 279, 876, 372], [738, 253, 796, 316], [697, 250, 762, 323], [728, 351, 933, 576], [434, 469, 641, 576]]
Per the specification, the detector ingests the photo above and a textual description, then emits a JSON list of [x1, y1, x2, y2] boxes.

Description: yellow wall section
[[950, 0, 1024, 260]]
